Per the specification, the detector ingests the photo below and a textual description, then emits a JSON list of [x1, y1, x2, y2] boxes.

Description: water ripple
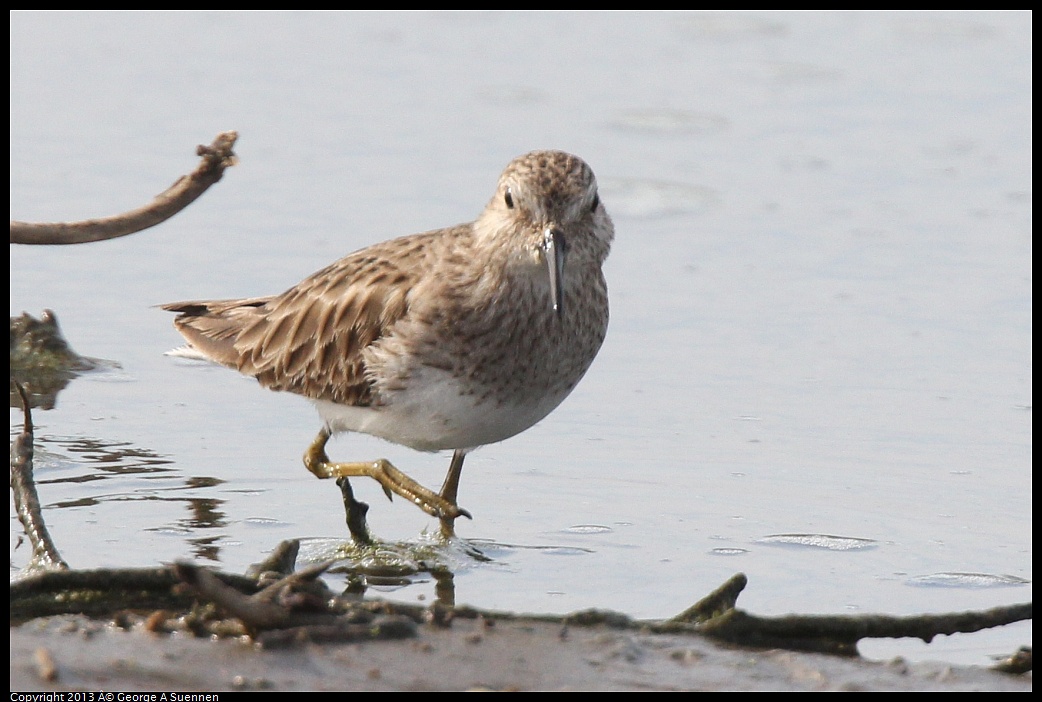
[[756, 534, 879, 551], [907, 572, 1030, 589]]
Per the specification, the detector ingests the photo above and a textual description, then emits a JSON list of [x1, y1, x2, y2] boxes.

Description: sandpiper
[[164, 150, 613, 540]]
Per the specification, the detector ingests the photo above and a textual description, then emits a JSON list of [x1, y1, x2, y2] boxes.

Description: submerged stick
[[9, 381, 68, 571]]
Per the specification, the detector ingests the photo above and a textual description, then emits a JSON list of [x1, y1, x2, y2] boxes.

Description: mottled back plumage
[[164, 150, 613, 456]]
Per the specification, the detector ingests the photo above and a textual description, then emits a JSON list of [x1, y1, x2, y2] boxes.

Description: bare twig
[[172, 562, 418, 646], [9, 381, 68, 571], [10, 131, 238, 245], [245, 539, 302, 579], [174, 563, 309, 631]]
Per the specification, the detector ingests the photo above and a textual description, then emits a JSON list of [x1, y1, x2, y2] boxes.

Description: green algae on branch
[[10, 310, 98, 375], [9, 310, 114, 410], [689, 602, 1034, 657], [10, 552, 1032, 668]]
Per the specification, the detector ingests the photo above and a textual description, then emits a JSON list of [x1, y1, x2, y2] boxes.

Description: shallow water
[[10, 11, 1031, 667]]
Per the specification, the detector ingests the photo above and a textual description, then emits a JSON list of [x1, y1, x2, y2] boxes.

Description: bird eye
[[504, 187, 514, 209], [590, 193, 600, 213]]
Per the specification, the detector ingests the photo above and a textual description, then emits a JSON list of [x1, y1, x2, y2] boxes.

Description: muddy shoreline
[[11, 613, 1031, 692]]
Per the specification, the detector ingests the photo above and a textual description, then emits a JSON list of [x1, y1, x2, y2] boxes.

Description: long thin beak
[[543, 227, 566, 317]]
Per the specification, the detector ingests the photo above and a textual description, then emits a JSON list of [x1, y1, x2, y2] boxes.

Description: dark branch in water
[[9, 382, 68, 571], [685, 600, 1033, 657]]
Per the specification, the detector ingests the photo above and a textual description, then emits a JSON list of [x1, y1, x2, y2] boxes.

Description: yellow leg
[[438, 449, 468, 538], [304, 430, 470, 521]]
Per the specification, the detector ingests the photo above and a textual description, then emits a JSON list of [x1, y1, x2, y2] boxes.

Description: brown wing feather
[[163, 232, 442, 407], [162, 296, 273, 368]]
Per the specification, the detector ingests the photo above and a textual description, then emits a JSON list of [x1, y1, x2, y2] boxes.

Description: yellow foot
[[438, 449, 468, 539], [303, 432, 470, 521]]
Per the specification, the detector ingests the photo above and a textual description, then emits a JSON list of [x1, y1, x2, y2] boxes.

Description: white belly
[[314, 365, 570, 452]]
